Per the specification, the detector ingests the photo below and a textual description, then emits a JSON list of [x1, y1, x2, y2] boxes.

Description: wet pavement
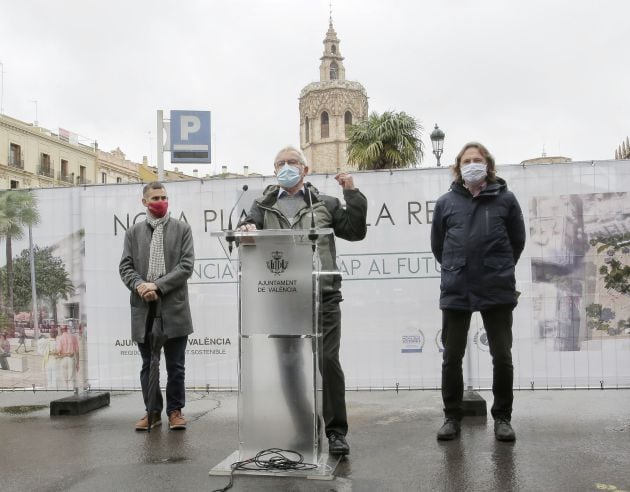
[[0, 389, 629, 491]]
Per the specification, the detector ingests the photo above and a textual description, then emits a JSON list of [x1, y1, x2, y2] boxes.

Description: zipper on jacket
[[258, 203, 292, 228], [259, 202, 319, 229]]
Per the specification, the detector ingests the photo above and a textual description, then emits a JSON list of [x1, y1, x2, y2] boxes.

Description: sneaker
[[135, 413, 161, 431], [494, 418, 516, 442], [168, 409, 187, 430], [437, 418, 461, 441], [327, 432, 350, 456]]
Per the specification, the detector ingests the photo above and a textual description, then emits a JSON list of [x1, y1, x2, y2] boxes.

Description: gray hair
[[274, 146, 308, 167]]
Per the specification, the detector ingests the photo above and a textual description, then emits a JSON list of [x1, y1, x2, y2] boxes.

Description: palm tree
[[0, 191, 40, 321], [347, 110, 424, 170]]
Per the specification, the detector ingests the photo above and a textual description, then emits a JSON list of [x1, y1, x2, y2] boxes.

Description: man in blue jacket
[[431, 142, 526, 442]]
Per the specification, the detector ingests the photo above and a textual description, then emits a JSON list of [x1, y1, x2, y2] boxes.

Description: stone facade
[[0, 114, 99, 189], [0, 113, 142, 190], [299, 21, 368, 173], [96, 147, 142, 185], [520, 155, 572, 166]]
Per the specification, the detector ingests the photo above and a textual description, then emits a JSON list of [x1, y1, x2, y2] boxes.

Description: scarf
[[146, 212, 169, 281]]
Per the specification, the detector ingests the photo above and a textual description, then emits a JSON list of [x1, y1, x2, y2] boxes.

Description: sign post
[[156, 110, 165, 181]]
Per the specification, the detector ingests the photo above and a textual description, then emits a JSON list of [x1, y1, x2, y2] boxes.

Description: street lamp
[[430, 123, 445, 167]]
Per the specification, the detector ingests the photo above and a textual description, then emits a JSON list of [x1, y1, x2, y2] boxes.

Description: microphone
[[305, 182, 318, 249], [226, 184, 249, 254]]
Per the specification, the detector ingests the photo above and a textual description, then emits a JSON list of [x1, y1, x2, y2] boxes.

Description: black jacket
[[431, 178, 526, 311]]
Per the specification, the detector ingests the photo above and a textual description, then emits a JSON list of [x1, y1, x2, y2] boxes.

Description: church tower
[[299, 19, 368, 173]]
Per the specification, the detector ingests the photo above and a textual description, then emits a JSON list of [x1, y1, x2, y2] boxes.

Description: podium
[[209, 228, 338, 480]]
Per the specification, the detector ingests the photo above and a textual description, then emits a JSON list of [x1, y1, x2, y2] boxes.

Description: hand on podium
[[238, 223, 257, 244]]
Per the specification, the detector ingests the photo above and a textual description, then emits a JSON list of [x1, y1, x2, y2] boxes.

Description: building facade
[[96, 147, 142, 185], [0, 114, 100, 189], [299, 21, 368, 173], [1, 114, 145, 189]]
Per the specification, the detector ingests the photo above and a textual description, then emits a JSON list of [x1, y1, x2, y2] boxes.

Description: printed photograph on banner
[[0, 190, 85, 390], [529, 192, 630, 351]]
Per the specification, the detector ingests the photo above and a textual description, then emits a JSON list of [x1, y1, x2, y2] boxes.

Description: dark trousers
[[320, 297, 347, 437], [138, 331, 188, 416], [441, 307, 514, 421]]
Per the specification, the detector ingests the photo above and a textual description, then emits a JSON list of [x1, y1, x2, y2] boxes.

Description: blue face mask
[[277, 164, 302, 188]]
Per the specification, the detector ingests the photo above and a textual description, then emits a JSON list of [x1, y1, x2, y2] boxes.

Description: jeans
[[441, 307, 514, 421], [138, 329, 188, 416]]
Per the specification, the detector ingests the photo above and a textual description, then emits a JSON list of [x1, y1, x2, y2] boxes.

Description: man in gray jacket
[[239, 146, 368, 455], [120, 181, 195, 431]]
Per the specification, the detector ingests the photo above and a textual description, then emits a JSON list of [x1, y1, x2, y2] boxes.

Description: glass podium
[[209, 228, 338, 480]]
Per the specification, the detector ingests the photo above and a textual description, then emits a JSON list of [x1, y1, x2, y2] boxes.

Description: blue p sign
[[170, 110, 211, 163]]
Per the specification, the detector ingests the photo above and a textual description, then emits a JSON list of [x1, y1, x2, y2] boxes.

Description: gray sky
[[1, 0, 629, 176]]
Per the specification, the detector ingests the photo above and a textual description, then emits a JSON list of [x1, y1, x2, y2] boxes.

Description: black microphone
[[226, 184, 249, 254], [305, 182, 318, 248]]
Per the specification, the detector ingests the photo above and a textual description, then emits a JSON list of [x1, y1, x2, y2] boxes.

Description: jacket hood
[[450, 177, 507, 196]]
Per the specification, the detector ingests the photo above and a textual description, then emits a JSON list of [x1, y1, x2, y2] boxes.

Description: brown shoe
[[135, 413, 161, 431], [168, 409, 187, 430]]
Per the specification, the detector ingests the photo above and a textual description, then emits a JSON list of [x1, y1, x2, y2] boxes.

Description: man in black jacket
[[239, 145, 368, 455], [431, 142, 526, 442]]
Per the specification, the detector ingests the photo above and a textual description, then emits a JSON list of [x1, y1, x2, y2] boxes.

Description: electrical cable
[[211, 448, 318, 492]]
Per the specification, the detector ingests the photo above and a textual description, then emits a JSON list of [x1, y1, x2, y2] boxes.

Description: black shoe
[[437, 418, 461, 441], [328, 432, 350, 456], [494, 418, 516, 442]]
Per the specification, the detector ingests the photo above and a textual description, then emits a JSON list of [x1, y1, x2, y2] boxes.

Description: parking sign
[[170, 110, 211, 163]]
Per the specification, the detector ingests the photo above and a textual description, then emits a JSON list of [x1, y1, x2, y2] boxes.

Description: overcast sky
[[1, 0, 629, 176]]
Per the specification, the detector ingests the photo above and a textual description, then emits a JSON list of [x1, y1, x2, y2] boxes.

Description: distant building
[[520, 155, 572, 166], [299, 19, 368, 173], [0, 113, 204, 190], [0, 114, 100, 189], [0, 113, 146, 189], [97, 147, 143, 185], [614, 136, 630, 160]]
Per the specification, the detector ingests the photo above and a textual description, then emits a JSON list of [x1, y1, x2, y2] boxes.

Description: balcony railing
[[37, 165, 54, 178], [76, 176, 92, 185], [8, 156, 25, 169], [57, 171, 74, 184]]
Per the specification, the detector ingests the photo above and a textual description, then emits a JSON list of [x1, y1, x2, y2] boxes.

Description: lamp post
[[430, 124, 445, 166]]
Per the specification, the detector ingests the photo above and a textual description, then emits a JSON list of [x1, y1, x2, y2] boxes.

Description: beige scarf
[[146, 212, 169, 281]]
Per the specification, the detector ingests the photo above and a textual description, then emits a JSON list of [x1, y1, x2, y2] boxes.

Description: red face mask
[[148, 201, 168, 218]]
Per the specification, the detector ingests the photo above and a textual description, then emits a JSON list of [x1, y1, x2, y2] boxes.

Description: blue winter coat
[[430, 178, 526, 311]]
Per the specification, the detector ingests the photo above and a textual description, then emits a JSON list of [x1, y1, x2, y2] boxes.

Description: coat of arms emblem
[[266, 250, 289, 275]]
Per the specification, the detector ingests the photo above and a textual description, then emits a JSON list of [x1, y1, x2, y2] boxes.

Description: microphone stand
[[225, 184, 249, 255], [305, 182, 318, 252]]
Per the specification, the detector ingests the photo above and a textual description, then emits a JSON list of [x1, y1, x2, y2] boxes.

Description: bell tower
[[299, 19, 368, 173]]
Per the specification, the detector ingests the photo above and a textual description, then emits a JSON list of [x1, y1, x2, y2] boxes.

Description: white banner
[[1, 160, 629, 390]]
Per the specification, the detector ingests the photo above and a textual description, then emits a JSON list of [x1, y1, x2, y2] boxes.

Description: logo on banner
[[266, 250, 289, 275], [401, 330, 425, 353], [473, 328, 489, 352]]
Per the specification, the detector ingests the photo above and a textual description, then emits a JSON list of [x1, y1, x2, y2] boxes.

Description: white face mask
[[461, 163, 487, 185]]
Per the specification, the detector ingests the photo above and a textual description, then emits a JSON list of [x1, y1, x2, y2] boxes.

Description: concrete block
[[50, 392, 110, 416], [462, 389, 487, 416]]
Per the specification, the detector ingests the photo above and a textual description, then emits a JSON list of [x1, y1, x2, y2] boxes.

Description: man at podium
[[239, 146, 368, 456]]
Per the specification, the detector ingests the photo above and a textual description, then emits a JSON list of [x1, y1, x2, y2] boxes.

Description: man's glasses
[[274, 159, 302, 169]]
